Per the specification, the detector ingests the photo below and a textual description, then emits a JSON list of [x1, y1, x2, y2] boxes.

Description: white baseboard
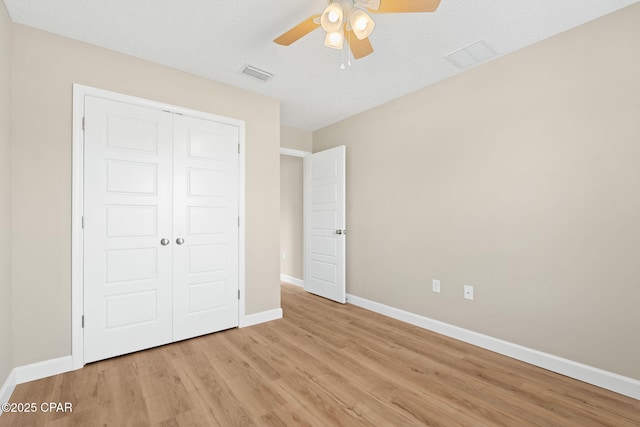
[[239, 308, 283, 328], [280, 274, 304, 288], [1, 355, 74, 415], [15, 356, 73, 385], [0, 369, 17, 415], [346, 293, 640, 400]]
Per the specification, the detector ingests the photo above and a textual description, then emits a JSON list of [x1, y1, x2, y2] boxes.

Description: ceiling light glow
[[349, 9, 375, 40], [324, 31, 344, 49], [321, 3, 344, 33]]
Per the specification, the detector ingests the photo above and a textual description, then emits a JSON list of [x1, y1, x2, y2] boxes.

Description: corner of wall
[[0, 0, 15, 401]]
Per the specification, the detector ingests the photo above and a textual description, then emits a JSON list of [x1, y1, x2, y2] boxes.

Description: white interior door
[[172, 115, 239, 340], [304, 146, 346, 303], [83, 96, 174, 363]]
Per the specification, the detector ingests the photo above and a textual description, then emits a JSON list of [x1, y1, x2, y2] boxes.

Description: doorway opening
[[280, 145, 346, 303], [279, 148, 309, 288]]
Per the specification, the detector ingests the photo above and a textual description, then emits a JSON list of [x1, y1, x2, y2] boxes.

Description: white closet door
[[84, 97, 174, 363], [172, 115, 239, 341]]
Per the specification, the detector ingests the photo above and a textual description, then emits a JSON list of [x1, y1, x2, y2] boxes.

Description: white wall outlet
[[282, 251, 286, 261], [464, 285, 474, 300], [432, 279, 441, 293]]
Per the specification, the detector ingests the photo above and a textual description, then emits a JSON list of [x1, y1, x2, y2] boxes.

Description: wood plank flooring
[[2, 283, 639, 426]]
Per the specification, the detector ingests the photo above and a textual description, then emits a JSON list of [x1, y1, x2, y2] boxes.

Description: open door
[[304, 146, 346, 303]]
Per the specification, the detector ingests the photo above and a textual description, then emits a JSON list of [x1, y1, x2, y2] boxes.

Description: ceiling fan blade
[[347, 30, 374, 59], [372, 0, 441, 13], [274, 15, 321, 46]]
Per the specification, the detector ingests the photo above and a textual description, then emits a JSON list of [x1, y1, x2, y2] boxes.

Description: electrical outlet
[[282, 251, 286, 261], [464, 285, 474, 300], [432, 279, 441, 293]]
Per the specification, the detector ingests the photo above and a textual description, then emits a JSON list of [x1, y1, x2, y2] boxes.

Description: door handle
[[336, 230, 342, 235], [160, 238, 170, 246], [176, 238, 185, 245]]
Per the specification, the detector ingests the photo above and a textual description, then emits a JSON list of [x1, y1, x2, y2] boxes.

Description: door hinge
[[238, 143, 240, 154], [238, 216, 240, 227], [81, 315, 84, 328], [81, 216, 84, 229], [82, 117, 85, 131], [238, 289, 240, 300]]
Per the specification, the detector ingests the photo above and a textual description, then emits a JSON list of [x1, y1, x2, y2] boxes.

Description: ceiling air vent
[[241, 64, 274, 82], [445, 40, 497, 70]]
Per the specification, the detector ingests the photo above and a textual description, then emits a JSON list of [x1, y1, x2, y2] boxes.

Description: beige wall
[[281, 125, 312, 152], [10, 24, 281, 366], [0, 1, 13, 384], [280, 155, 304, 279], [314, 4, 640, 380]]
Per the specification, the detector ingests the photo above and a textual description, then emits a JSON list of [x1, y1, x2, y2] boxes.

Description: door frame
[[71, 84, 246, 370]]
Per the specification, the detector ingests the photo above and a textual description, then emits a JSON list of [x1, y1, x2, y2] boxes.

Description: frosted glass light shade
[[324, 31, 344, 49], [321, 3, 344, 33], [349, 9, 375, 40]]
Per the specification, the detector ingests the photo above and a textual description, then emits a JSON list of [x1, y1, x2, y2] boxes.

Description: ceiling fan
[[274, 0, 442, 60]]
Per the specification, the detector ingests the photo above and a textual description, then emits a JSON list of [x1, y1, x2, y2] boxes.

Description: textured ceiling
[[4, 0, 638, 131]]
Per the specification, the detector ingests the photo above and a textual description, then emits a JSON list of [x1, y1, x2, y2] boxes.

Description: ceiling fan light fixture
[[349, 9, 375, 40], [324, 31, 344, 50], [273, 0, 442, 60], [320, 3, 344, 33]]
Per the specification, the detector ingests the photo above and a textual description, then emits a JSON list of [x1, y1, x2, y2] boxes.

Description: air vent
[[445, 40, 497, 70], [241, 64, 274, 82]]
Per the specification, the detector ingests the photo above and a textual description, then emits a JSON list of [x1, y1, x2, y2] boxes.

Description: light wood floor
[[2, 283, 639, 426]]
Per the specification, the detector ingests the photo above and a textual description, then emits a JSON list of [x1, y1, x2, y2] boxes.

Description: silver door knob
[[160, 238, 170, 246], [336, 230, 342, 235], [176, 238, 185, 245]]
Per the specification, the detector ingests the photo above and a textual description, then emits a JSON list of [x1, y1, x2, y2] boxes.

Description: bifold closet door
[[83, 97, 174, 363], [172, 115, 239, 340]]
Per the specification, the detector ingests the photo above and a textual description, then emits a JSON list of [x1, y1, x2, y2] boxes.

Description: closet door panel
[[172, 115, 239, 340], [83, 97, 174, 363]]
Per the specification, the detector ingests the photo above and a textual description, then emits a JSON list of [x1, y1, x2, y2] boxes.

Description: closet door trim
[[71, 84, 246, 370]]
